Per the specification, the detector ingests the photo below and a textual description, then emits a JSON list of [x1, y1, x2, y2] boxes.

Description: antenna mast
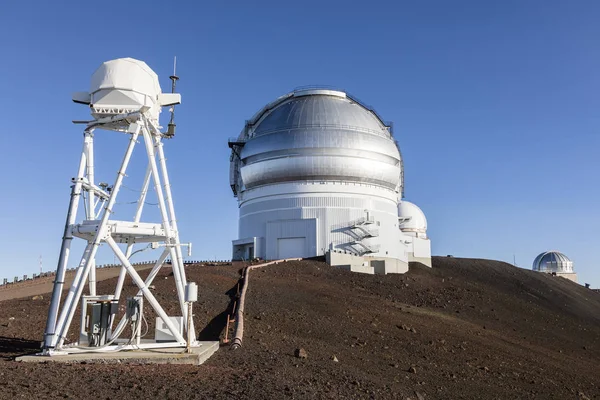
[[165, 56, 179, 137]]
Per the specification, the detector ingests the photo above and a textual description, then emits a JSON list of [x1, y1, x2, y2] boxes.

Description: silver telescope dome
[[532, 251, 574, 273], [229, 88, 403, 195]]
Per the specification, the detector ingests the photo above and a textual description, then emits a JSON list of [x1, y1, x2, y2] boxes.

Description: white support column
[[154, 135, 194, 335], [43, 136, 88, 349], [141, 122, 187, 321], [53, 243, 94, 347], [106, 237, 186, 344], [86, 133, 97, 295], [53, 128, 140, 348]]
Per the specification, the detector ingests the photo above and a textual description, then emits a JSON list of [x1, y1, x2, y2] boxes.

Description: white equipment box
[[155, 316, 184, 342]]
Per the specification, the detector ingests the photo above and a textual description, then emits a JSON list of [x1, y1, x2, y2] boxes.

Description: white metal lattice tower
[[43, 58, 197, 354]]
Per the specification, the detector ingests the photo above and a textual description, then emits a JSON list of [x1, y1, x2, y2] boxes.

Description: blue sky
[[0, 0, 598, 285]]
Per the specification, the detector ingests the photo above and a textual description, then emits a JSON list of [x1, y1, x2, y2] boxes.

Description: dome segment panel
[[253, 94, 389, 138]]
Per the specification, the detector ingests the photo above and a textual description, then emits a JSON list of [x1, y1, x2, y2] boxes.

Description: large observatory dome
[[228, 88, 410, 271], [532, 251, 574, 273], [230, 89, 403, 195], [398, 201, 428, 234]]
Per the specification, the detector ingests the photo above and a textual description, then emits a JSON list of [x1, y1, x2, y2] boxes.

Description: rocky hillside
[[0, 257, 598, 399]]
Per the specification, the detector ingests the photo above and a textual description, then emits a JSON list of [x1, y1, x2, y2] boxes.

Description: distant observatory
[[398, 201, 432, 267], [532, 251, 577, 283], [228, 88, 431, 274]]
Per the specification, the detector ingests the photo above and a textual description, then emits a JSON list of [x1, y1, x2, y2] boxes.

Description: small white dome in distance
[[398, 201, 427, 236], [532, 251, 574, 273]]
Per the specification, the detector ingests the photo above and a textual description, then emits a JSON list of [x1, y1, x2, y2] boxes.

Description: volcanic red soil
[[0, 257, 599, 399]]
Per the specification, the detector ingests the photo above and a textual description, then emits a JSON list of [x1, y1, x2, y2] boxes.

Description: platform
[[16, 341, 219, 366]]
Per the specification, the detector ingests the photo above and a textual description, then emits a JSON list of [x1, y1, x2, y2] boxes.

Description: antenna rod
[[170, 56, 178, 94], [166, 56, 179, 137]]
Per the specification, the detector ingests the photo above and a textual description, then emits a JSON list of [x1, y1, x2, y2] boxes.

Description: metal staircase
[[345, 214, 380, 255]]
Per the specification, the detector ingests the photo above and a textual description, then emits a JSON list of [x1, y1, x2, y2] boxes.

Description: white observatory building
[[228, 88, 432, 274], [532, 251, 577, 283], [398, 201, 432, 267]]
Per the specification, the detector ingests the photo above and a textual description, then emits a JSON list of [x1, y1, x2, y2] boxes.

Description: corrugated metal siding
[[238, 193, 407, 261], [266, 219, 317, 259]]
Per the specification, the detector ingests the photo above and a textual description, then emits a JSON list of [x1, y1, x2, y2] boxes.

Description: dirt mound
[[0, 257, 599, 399]]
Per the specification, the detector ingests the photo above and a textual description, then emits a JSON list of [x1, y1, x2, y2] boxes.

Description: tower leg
[[85, 133, 97, 296], [141, 122, 187, 322], [155, 136, 195, 335], [52, 128, 140, 349], [43, 138, 88, 350]]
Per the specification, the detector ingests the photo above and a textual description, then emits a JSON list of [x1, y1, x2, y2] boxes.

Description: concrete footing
[[16, 341, 219, 366], [408, 254, 432, 268], [326, 251, 409, 275]]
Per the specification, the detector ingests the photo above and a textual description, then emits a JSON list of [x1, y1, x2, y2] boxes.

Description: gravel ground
[[0, 257, 598, 399]]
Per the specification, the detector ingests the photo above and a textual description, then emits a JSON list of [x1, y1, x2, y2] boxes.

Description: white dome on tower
[[83, 57, 174, 122], [398, 201, 427, 236]]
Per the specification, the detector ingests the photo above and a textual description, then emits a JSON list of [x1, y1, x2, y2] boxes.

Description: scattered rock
[[148, 285, 156, 290], [415, 391, 426, 400], [331, 355, 339, 362], [294, 348, 308, 359], [8, 317, 15, 321], [578, 391, 591, 400], [408, 366, 417, 374], [31, 295, 44, 300], [397, 324, 416, 333]]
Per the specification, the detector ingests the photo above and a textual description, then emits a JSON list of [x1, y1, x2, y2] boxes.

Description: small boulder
[[408, 366, 417, 374], [32, 295, 44, 301], [578, 391, 591, 400], [294, 348, 308, 359], [331, 355, 339, 362]]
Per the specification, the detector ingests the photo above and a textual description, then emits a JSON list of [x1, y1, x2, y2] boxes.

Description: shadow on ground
[[0, 336, 40, 359], [197, 282, 240, 341]]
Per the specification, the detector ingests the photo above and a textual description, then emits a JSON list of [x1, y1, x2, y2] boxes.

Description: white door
[[277, 237, 306, 259]]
